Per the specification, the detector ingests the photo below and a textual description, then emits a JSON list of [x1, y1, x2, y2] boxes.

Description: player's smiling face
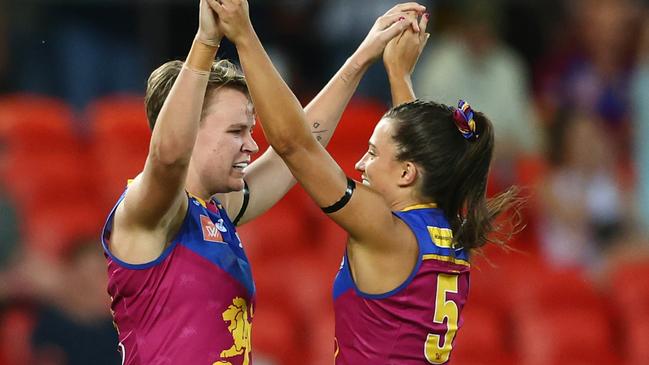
[[190, 87, 258, 195], [355, 118, 404, 198]]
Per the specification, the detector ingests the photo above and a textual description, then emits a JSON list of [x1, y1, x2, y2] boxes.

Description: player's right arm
[[109, 0, 221, 264], [383, 13, 429, 106]]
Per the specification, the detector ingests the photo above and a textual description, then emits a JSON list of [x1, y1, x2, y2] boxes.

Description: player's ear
[[398, 161, 418, 187]]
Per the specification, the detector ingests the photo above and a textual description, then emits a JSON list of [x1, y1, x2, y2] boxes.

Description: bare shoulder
[[346, 218, 419, 294], [109, 179, 189, 265]]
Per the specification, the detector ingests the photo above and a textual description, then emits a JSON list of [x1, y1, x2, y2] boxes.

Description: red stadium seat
[[86, 94, 150, 208], [3, 150, 92, 207], [331, 97, 386, 142], [515, 154, 547, 188], [252, 250, 336, 365], [608, 259, 649, 364], [626, 316, 649, 365], [609, 259, 649, 319], [0, 308, 35, 365], [22, 200, 105, 258], [0, 94, 78, 155], [88, 94, 150, 150], [509, 268, 608, 317], [469, 246, 548, 313], [305, 312, 336, 365], [327, 97, 386, 157], [516, 309, 616, 365], [452, 306, 513, 364], [251, 304, 302, 365], [238, 187, 324, 260]]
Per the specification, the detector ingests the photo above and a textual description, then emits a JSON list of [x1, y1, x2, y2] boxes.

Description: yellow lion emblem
[[213, 297, 252, 365]]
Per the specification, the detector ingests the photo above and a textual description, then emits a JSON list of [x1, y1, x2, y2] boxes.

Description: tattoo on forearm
[[311, 121, 329, 142]]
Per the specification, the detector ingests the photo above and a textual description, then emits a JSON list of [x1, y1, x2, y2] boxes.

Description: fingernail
[[424, 13, 430, 19], [398, 16, 405, 21]]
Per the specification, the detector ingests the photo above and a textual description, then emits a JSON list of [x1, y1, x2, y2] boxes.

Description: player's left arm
[[216, 5, 421, 225]]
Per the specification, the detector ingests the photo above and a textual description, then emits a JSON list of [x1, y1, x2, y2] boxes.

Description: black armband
[[233, 180, 250, 226], [321, 177, 356, 214]]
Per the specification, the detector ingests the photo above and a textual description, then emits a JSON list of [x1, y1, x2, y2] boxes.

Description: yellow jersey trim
[[187, 192, 208, 208], [423, 254, 470, 267], [401, 203, 438, 211]]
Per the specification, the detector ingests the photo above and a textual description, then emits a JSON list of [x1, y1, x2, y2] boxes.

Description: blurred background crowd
[[1, 0, 649, 364]]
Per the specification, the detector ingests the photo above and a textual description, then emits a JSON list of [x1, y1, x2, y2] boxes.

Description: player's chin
[[228, 175, 246, 192]]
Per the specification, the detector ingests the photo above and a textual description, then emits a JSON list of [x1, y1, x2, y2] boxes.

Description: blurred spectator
[[316, 0, 416, 102], [250, 0, 326, 99], [0, 140, 20, 271], [632, 10, 649, 229], [414, 0, 541, 188], [536, 0, 639, 161], [0, 1, 8, 92], [537, 109, 630, 273], [30, 238, 119, 365], [7, 2, 146, 115]]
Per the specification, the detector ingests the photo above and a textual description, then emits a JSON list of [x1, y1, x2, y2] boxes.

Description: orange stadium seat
[[21, 199, 104, 258], [88, 94, 150, 149], [3, 150, 92, 206], [87, 95, 150, 209], [0, 94, 78, 155]]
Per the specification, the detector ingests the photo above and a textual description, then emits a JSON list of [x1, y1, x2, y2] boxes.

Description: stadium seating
[[0, 94, 99, 258], [0, 307, 34, 365], [86, 94, 150, 210], [0, 93, 636, 365], [610, 259, 649, 318], [516, 308, 617, 365], [0, 94, 78, 155], [626, 316, 649, 365], [452, 306, 514, 365]]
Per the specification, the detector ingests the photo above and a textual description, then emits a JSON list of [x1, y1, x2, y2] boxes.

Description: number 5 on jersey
[[424, 274, 459, 364]]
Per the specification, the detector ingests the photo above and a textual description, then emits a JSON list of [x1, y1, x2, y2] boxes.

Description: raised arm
[[111, 0, 221, 263], [216, 56, 371, 225], [216, 4, 425, 225], [383, 13, 430, 106], [212, 0, 428, 246]]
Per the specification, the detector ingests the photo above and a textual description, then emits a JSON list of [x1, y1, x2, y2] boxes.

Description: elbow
[[265, 114, 311, 157], [268, 137, 299, 157], [148, 138, 192, 168]]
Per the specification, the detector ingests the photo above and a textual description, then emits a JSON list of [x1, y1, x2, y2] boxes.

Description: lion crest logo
[[213, 297, 252, 365]]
